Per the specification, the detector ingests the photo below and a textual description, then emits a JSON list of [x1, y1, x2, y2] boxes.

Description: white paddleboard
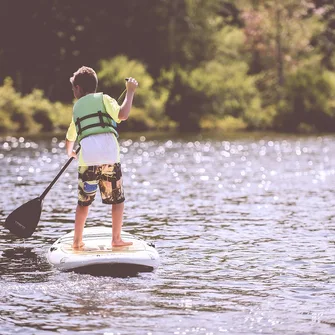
[[47, 227, 159, 275]]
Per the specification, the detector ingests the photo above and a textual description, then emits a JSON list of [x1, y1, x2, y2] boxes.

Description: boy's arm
[[65, 119, 77, 158], [118, 77, 138, 120], [66, 139, 77, 158]]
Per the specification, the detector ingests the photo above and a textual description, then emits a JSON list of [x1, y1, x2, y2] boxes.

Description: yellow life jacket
[[73, 93, 118, 142]]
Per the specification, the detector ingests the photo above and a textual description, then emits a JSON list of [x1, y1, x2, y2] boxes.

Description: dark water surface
[[1, 133, 335, 335]]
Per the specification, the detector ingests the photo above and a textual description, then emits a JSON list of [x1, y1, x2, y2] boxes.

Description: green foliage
[[0, 77, 72, 134], [276, 66, 335, 131], [214, 26, 247, 63], [50, 102, 73, 131], [200, 115, 247, 131], [244, 104, 277, 130], [98, 55, 154, 108], [98, 55, 172, 131], [165, 58, 261, 131], [0, 78, 21, 132], [313, 1, 335, 70], [21, 89, 72, 132], [0, 1, 335, 133]]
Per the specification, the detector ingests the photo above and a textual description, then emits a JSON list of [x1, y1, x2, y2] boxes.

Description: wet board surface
[[47, 227, 160, 276]]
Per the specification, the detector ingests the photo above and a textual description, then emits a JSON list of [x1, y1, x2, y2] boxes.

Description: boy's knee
[[112, 202, 124, 209], [113, 201, 124, 206]]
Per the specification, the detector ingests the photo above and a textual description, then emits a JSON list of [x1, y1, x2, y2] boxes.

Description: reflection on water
[[0, 247, 51, 283], [1, 133, 335, 334]]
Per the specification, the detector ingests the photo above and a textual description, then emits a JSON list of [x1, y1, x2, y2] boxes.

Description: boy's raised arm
[[118, 77, 138, 120]]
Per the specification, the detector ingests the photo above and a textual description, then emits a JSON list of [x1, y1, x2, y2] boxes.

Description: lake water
[[0, 132, 335, 335]]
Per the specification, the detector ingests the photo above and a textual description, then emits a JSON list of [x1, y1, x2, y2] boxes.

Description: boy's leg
[[74, 165, 98, 248], [99, 163, 132, 247], [112, 202, 132, 247], [73, 204, 89, 248]]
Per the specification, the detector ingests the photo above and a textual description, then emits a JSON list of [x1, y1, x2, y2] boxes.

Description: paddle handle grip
[[39, 146, 80, 201]]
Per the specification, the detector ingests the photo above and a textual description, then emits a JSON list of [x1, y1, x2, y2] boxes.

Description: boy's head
[[70, 66, 98, 98]]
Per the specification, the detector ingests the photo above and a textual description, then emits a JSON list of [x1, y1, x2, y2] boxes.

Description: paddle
[[4, 146, 81, 238]]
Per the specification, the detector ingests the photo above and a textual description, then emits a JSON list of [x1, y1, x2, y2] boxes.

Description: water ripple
[[1, 133, 335, 334]]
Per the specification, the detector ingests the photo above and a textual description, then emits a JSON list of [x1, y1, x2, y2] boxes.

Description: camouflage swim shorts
[[78, 163, 125, 206]]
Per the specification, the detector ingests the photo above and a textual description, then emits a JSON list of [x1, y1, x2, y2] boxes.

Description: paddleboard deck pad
[[47, 227, 159, 276]]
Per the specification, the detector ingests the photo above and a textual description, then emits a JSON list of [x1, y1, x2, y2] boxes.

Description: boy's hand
[[68, 150, 78, 159], [126, 77, 138, 93]]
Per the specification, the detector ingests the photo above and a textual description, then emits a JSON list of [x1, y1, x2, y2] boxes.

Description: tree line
[[1, 0, 335, 134]]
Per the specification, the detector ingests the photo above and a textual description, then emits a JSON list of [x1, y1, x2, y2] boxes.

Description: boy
[[65, 66, 138, 249]]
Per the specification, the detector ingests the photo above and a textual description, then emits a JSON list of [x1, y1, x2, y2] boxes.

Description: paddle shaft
[[39, 146, 80, 201]]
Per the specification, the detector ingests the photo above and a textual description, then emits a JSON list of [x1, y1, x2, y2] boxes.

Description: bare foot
[[72, 242, 85, 249], [112, 240, 133, 247]]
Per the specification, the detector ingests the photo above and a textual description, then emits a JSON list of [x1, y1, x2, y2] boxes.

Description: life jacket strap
[[97, 111, 105, 128], [75, 117, 82, 135], [75, 111, 116, 137]]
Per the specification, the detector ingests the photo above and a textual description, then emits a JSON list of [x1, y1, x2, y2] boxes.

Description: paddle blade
[[4, 197, 42, 238]]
